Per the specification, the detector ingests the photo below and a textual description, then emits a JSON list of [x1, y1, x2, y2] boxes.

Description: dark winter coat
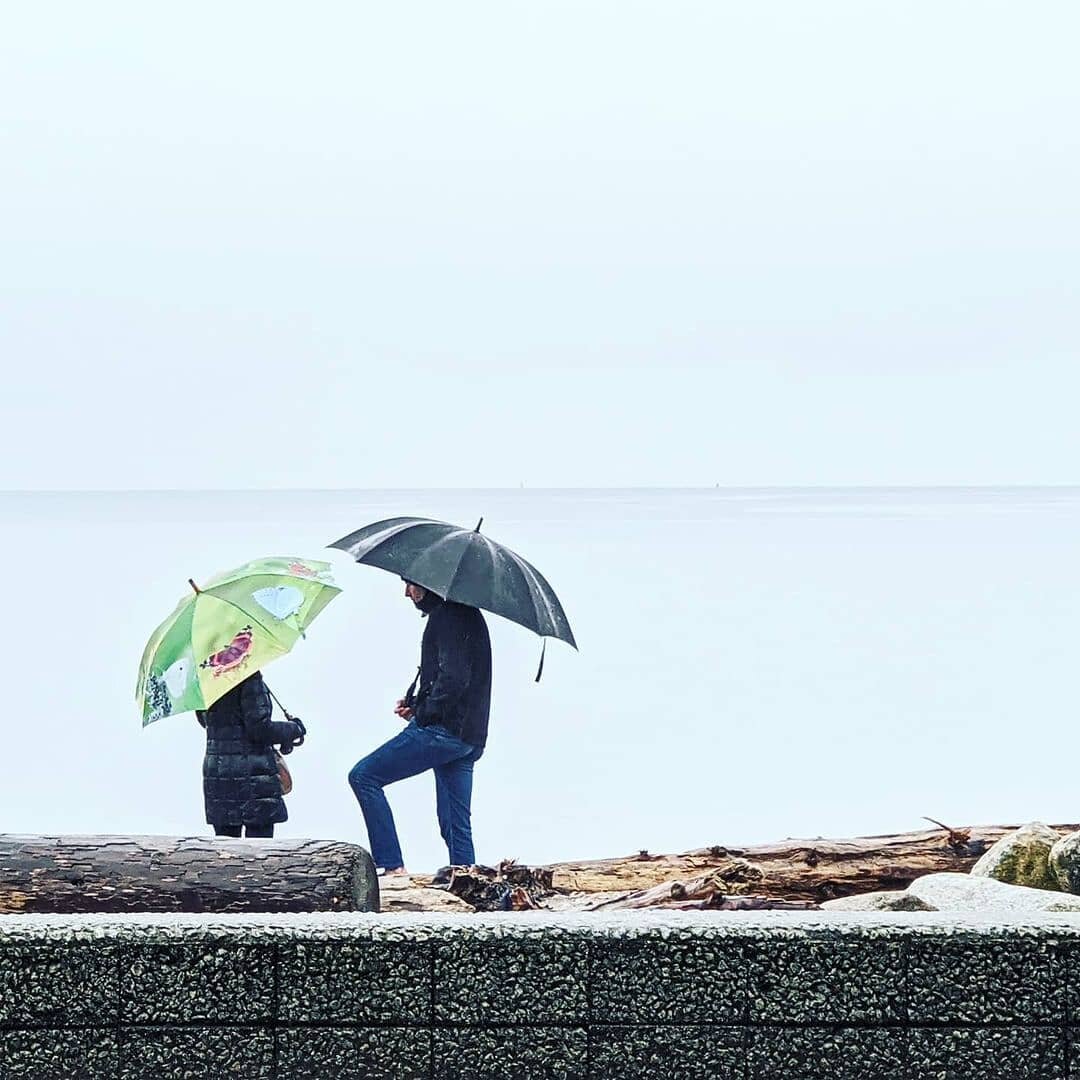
[[197, 671, 301, 827], [412, 598, 492, 748]]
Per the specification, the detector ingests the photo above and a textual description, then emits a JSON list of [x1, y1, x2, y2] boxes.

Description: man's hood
[[402, 577, 444, 615], [416, 590, 442, 615]]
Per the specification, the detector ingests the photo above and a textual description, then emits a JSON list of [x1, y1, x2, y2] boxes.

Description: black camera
[[280, 716, 306, 754]]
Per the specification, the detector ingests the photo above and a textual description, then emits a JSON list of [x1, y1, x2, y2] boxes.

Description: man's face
[[404, 582, 427, 607]]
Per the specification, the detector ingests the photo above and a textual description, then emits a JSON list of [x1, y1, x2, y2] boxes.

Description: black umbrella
[[328, 516, 577, 678]]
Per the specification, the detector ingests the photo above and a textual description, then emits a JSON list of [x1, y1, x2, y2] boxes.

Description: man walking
[[348, 580, 491, 875]]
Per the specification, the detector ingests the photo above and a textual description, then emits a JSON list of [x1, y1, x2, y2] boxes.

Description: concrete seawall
[[1, 911, 1078, 1078]]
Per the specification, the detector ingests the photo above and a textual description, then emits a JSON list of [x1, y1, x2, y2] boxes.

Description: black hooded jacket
[[197, 671, 301, 827], [412, 596, 492, 748]]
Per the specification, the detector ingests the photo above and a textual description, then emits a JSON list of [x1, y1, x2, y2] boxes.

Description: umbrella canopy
[[329, 517, 577, 650], [136, 556, 340, 726]]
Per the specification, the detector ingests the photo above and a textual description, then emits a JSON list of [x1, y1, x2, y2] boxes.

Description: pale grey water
[[1, 487, 1077, 871]]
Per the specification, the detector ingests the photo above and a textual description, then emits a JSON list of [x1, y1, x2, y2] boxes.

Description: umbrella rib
[[137, 600, 196, 696], [402, 531, 467, 596], [342, 519, 422, 558], [443, 533, 480, 598], [486, 543, 545, 634], [514, 554, 561, 636], [200, 591, 296, 649]]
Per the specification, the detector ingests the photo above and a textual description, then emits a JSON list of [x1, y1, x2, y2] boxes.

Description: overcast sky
[[1, 2, 1078, 489]]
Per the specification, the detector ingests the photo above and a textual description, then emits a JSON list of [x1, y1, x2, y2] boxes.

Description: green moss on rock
[[1048, 830, 1080, 893], [970, 823, 1061, 891]]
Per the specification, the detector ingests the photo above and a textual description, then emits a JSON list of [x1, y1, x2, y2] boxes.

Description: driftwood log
[[440, 860, 555, 911], [549, 823, 1080, 904], [0, 834, 379, 914], [586, 871, 819, 911], [3, 823, 1073, 915]]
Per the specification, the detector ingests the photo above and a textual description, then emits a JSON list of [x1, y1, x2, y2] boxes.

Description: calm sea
[[2, 487, 1077, 870]]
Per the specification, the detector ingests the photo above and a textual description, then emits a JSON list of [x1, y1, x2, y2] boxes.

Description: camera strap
[[403, 665, 421, 707], [266, 685, 295, 722]]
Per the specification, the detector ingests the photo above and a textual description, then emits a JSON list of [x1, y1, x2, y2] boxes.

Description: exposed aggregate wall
[[1, 910, 1078, 1078]]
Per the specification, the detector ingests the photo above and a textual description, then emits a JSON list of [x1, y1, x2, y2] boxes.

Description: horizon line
[[3, 483, 1080, 496]]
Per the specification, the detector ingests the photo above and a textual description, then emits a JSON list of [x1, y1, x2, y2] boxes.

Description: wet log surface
[[0, 834, 379, 914], [548, 823, 1080, 904]]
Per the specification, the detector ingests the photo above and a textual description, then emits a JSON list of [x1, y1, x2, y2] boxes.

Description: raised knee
[[348, 762, 376, 791]]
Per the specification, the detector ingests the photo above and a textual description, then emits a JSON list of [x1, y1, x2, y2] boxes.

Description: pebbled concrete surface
[[3, 911, 1080, 1077]]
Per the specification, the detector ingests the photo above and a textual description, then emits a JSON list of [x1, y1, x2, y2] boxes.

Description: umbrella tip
[[188, 578, 202, 595], [474, 517, 483, 532]]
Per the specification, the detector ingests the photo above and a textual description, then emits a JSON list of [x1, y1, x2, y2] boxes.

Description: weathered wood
[[549, 823, 1080, 903], [441, 860, 554, 911], [588, 871, 730, 910], [378, 876, 473, 914], [655, 897, 819, 912], [6, 823, 1072, 914], [584, 870, 820, 911], [0, 834, 379, 914]]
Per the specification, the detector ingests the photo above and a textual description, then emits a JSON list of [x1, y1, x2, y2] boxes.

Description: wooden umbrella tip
[[188, 578, 202, 594]]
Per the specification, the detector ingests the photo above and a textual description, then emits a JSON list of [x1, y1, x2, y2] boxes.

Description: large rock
[[820, 890, 936, 912], [1049, 830, 1080, 893], [968, 821, 1061, 890], [907, 871, 1080, 913]]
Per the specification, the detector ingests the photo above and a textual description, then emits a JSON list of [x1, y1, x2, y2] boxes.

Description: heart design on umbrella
[[252, 585, 305, 621]]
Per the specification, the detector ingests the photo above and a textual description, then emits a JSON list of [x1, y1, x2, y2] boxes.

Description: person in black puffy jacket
[[195, 670, 304, 838]]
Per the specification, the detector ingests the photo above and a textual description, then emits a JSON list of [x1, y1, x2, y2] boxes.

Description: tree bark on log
[[0, 834, 379, 914], [549, 823, 1080, 903]]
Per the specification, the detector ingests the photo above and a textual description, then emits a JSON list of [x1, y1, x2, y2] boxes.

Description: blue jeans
[[348, 720, 484, 870]]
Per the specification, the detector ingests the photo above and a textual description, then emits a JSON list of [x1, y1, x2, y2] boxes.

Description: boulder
[[969, 821, 1061, 890], [1049, 830, 1080, 893], [907, 872, 1080, 913], [821, 890, 936, 912]]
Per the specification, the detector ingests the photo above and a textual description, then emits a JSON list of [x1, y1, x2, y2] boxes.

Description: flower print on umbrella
[[286, 560, 337, 583], [144, 673, 173, 723], [200, 626, 255, 677]]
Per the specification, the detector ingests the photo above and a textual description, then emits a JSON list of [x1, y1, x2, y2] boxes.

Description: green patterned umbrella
[[136, 556, 340, 726]]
